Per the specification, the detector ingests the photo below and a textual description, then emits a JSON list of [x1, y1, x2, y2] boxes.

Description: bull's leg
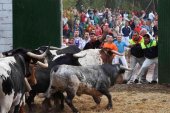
[[65, 90, 78, 113], [60, 93, 65, 110], [13, 105, 20, 113], [26, 90, 36, 111], [53, 91, 65, 111], [92, 96, 101, 105], [0, 94, 14, 113], [98, 89, 112, 110], [19, 103, 25, 113], [42, 98, 52, 111]]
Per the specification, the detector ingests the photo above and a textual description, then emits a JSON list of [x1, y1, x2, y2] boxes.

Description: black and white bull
[[33, 46, 120, 64], [0, 48, 47, 113], [46, 64, 130, 113]]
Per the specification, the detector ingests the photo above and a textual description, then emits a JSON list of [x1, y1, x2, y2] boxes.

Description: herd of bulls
[[0, 45, 131, 113]]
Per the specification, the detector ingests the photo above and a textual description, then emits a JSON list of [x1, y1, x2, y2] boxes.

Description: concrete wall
[[0, 0, 12, 52]]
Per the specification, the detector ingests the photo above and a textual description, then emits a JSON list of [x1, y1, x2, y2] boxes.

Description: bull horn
[[111, 50, 123, 56], [73, 52, 86, 58], [37, 61, 48, 68], [120, 65, 132, 71], [49, 46, 62, 50], [27, 48, 48, 59], [0, 53, 5, 58]]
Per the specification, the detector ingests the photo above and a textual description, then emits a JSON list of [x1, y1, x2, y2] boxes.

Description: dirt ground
[[27, 84, 170, 113]]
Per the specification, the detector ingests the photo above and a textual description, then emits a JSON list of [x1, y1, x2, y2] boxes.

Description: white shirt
[[81, 38, 90, 50], [74, 37, 83, 49], [149, 12, 155, 21], [63, 17, 68, 25]]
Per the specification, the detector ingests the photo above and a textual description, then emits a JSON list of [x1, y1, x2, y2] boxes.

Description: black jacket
[[131, 44, 144, 58], [143, 44, 158, 59]]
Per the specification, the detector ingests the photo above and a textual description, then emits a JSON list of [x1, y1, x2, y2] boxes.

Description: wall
[[0, 0, 12, 52]]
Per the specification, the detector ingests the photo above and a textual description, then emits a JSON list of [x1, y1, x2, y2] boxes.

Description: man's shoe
[[134, 79, 139, 83], [140, 80, 149, 84], [127, 80, 134, 84], [123, 80, 128, 84], [150, 80, 158, 84]]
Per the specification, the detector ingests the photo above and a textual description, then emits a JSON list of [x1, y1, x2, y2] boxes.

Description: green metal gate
[[13, 0, 61, 49], [158, 0, 170, 83]]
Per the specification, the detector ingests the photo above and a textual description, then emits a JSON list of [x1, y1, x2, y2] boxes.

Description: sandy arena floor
[[27, 84, 170, 113]]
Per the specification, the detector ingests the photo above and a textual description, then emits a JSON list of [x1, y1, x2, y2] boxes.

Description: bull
[[26, 45, 86, 111], [78, 48, 122, 65], [25, 46, 122, 111], [0, 48, 47, 113], [46, 64, 131, 113]]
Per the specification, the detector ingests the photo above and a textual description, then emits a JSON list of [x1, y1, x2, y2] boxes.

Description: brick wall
[[0, 0, 12, 52]]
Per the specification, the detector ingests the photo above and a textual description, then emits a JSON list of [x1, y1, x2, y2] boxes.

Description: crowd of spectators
[[62, 7, 158, 84]]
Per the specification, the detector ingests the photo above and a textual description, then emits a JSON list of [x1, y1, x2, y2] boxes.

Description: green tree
[[63, 0, 158, 12]]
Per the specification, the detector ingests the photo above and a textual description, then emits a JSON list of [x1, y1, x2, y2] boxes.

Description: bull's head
[[9, 48, 48, 77], [116, 65, 132, 84], [102, 64, 131, 85], [36, 52, 86, 69]]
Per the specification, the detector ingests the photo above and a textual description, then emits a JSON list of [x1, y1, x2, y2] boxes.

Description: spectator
[[114, 34, 128, 68], [61, 37, 68, 48], [63, 23, 71, 38], [83, 32, 102, 50], [153, 21, 158, 39], [126, 31, 145, 84], [73, 30, 83, 49], [140, 10, 147, 19], [81, 31, 91, 50], [95, 24, 102, 36], [146, 19, 153, 35], [73, 23, 83, 37], [86, 21, 95, 32], [68, 38, 74, 46], [139, 28, 148, 37], [63, 13, 68, 26], [94, 11, 100, 25], [121, 21, 131, 46], [80, 11, 86, 24], [141, 20, 150, 32], [102, 35, 118, 51], [148, 11, 155, 22], [135, 34, 158, 84]]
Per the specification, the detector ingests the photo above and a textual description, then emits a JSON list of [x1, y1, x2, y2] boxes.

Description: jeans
[[122, 36, 130, 46], [126, 56, 145, 81], [136, 57, 158, 82], [114, 55, 128, 68]]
